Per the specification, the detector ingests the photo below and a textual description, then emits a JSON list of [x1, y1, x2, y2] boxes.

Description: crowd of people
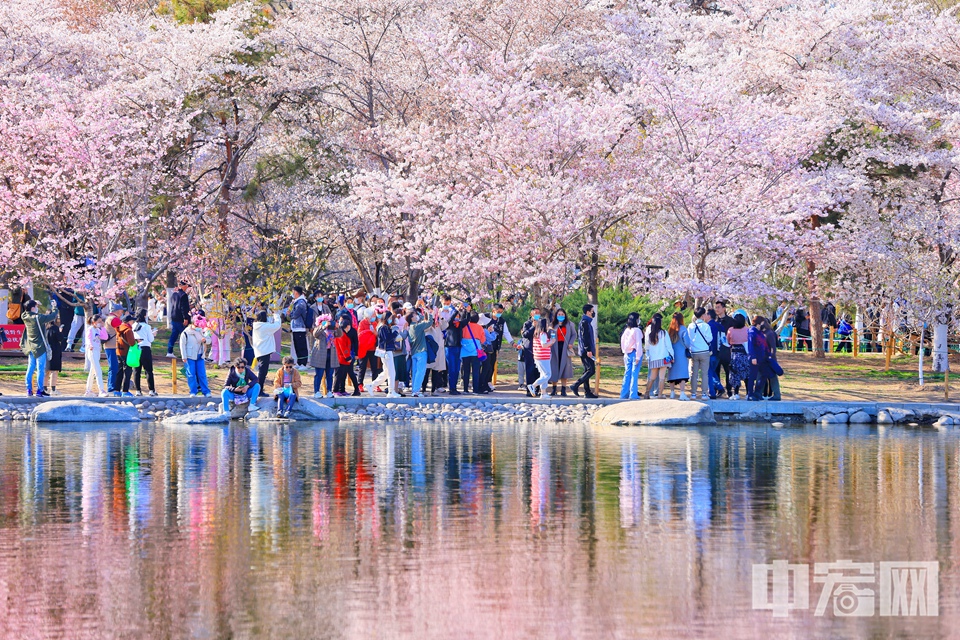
[[7, 283, 818, 411]]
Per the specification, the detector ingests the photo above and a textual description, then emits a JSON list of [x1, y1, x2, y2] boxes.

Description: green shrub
[[503, 287, 685, 344]]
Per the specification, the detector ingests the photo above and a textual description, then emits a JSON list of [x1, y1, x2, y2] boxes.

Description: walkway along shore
[[3, 395, 960, 427]]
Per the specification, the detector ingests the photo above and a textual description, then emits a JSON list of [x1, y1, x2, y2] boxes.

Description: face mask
[[442, 305, 450, 311], [346, 303, 354, 309], [495, 313, 502, 318], [533, 314, 541, 321], [557, 315, 566, 321]]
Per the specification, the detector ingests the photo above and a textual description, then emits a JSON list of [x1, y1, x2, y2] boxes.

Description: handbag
[[466, 324, 487, 362], [126, 343, 142, 367]]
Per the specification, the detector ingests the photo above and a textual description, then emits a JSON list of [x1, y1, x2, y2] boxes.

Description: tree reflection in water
[[0, 421, 955, 639]]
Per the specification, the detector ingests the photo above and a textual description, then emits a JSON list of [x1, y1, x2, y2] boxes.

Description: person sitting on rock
[[221, 357, 261, 415], [272, 356, 302, 418]]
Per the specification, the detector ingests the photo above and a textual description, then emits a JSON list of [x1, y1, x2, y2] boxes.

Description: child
[[45, 317, 64, 395], [333, 323, 361, 396], [272, 356, 301, 417], [85, 315, 109, 397]]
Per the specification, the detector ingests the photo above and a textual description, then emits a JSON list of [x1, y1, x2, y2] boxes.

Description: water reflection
[[0, 421, 957, 638]]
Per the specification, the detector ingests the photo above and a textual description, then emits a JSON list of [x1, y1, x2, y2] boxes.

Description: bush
[[503, 287, 684, 344]]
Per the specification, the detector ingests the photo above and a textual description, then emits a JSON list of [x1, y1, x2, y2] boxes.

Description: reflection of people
[[272, 356, 301, 418], [221, 358, 260, 414]]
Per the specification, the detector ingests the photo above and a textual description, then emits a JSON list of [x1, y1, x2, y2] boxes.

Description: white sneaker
[[679, 393, 689, 401], [84, 391, 95, 397], [436, 387, 447, 394], [325, 393, 334, 399], [313, 392, 323, 398], [386, 392, 402, 398], [670, 389, 676, 399], [99, 392, 110, 397], [527, 384, 537, 396], [700, 394, 709, 400], [412, 392, 422, 397], [731, 394, 740, 400]]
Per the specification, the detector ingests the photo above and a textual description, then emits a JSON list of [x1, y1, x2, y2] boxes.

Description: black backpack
[[303, 303, 316, 330]]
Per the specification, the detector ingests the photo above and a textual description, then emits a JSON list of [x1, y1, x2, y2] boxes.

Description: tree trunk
[[406, 267, 422, 302], [586, 248, 600, 307], [807, 214, 825, 359]]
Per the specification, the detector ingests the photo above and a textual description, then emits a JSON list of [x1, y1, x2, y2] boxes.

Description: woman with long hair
[[620, 312, 643, 399], [549, 308, 576, 396], [644, 313, 674, 399], [726, 314, 750, 399], [666, 311, 692, 400]]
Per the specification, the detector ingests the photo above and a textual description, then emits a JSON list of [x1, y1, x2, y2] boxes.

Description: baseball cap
[[109, 303, 124, 313]]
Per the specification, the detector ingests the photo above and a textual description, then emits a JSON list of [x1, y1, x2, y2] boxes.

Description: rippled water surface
[[1, 420, 958, 639]]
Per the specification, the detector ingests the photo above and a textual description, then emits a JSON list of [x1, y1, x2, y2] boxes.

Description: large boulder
[[32, 400, 139, 423], [254, 397, 339, 422], [163, 410, 230, 426], [591, 399, 715, 426]]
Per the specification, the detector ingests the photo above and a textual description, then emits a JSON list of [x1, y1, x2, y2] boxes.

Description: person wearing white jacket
[[687, 308, 714, 400], [253, 310, 282, 397], [132, 309, 158, 396], [619, 313, 644, 399], [644, 313, 674, 399]]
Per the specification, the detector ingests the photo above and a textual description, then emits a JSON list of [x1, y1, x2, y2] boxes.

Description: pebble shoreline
[[0, 399, 601, 424]]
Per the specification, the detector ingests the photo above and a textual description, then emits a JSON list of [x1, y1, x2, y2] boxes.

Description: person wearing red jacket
[[356, 308, 380, 392], [333, 327, 361, 396]]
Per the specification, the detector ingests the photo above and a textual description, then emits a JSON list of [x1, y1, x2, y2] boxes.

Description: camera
[[832, 584, 875, 617]]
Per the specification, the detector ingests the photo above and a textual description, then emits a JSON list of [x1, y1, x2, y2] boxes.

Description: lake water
[[0, 420, 956, 639]]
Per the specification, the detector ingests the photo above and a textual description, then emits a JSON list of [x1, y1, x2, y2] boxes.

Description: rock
[[882, 408, 915, 423], [591, 399, 715, 426], [163, 411, 230, 425], [848, 411, 872, 424], [32, 400, 139, 423], [771, 422, 785, 428], [877, 410, 894, 424], [820, 413, 849, 424], [254, 397, 339, 422], [738, 409, 769, 421], [935, 416, 954, 428]]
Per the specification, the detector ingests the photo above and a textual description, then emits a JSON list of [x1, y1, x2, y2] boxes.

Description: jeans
[[221, 383, 261, 412], [314, 367, 333, 394], [532, 360, 552, 393], [689, 351, 711, 397], [26, 352, 47, 393], [708, 353, 723, 398], [276, 386, 296, 413], [184, 357, 210, 395], [748, 362, 772, 400], [411, 351, 427, 395], [445, 347, 461, 392], [104, 348, 119, 393], [461, 355, 481, 393], [167, 321, 185, 355], [620, 351, 641, 399]]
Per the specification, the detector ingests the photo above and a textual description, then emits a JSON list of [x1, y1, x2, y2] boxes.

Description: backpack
[[425, 334, 439, 365], [304, 303, 316, 330], [6, 292, 22, 321]]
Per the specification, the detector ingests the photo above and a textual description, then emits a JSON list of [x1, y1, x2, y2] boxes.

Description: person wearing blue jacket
[[571, 304, 598, 398]]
